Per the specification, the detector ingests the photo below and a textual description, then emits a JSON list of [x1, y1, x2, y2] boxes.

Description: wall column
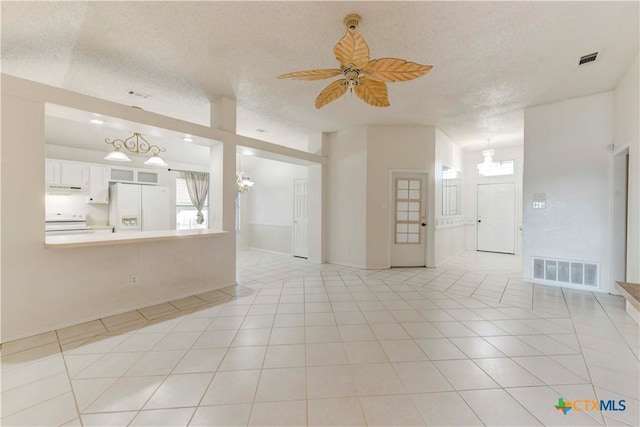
[[307, 132, 327, 263], [209, 96, 237, 242]]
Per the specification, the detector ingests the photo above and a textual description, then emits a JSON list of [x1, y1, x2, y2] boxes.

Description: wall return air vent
[[578, 52, 598, 66], [532, 257, 599, 288]]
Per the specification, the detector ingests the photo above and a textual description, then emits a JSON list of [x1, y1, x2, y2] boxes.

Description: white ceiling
[[2, 2, 638, 151]]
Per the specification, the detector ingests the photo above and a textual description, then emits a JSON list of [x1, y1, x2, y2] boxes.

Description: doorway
[[390, 172, 427, 267], [612, 148, 629, 287], [477, 183, 516, 254], [293, 178, 308, 258]]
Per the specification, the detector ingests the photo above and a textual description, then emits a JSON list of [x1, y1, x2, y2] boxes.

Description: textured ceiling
[[2, 1, 638, 150]]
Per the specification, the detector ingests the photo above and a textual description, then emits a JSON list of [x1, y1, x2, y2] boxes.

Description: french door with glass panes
[[390, 173, 427, 267]]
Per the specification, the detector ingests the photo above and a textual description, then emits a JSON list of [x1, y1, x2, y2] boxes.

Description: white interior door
[[390, 173, 427, 267], [293, 178, 308, 258], [477, 183, 515, 254]]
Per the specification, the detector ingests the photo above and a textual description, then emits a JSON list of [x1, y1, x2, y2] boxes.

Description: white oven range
[[45, 212, 92, 236]]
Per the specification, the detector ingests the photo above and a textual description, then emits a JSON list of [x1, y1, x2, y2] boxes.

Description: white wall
[[366, 125, 437, 268], [245, 157, 308, 254], [434, 129, 466, 266], [307, 132, 328, 263], [327, 126, 368, 268], [523, 91, 613, 291], [1, 78, 237, 342], [463, 145, 524, 254], [613, 54, 640, 283], [328, 125, 462, 269], [236, 191, 251, 249]]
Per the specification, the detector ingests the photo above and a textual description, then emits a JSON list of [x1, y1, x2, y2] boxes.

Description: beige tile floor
[[1, 249, 638, 426]]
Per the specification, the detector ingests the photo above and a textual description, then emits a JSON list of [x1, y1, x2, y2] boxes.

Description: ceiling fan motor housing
[[344, 14, 361, 30]]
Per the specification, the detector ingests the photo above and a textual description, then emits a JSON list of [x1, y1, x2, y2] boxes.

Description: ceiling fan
[[278, 14, 433, 109]]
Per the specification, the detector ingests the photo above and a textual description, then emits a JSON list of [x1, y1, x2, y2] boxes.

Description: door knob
[[421, 223, 426, 227], [478, 219, 482, 223]]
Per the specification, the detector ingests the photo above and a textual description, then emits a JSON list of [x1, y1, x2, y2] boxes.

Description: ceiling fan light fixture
[[278, 13, 433, 109]]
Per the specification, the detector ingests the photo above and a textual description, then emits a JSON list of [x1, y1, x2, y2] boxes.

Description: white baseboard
[[247, 247, 292, 256]]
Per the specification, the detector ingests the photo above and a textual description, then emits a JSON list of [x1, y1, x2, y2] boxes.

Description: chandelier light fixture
[[236, 152, 254, 194], [477, 139, 499, 176], [236, 172, 254, 194], [104, 132, 168, 167]]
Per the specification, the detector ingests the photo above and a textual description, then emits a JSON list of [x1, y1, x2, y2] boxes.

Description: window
[[477, 159, 515, 177], [442, 165, 461, 215], [176, 178, 208, 230]]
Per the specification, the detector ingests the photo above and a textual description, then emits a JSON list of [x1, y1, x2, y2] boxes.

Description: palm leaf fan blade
[[333, 28, 370, 69], [354, 78, 389, 107], [363, 58, 433, 82], [315, 79, 348, 109], [277, 69, 343, 81]]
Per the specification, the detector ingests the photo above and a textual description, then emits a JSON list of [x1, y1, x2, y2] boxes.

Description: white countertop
[[45, 229, 228, 248]]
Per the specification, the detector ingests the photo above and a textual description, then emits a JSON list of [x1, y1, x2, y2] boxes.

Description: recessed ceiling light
[[183, 136, 193, 142], [90, 119, 104, 125], [256, 129, 266, 133], [243, 150, 254, 156]]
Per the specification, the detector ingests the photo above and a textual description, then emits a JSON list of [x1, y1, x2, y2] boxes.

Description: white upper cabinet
[[46, 159, 88, 188], [46, 159, 159, 194], [59, 162, 89, 187], [137, 171, 160, 185], [110, 167, 159, 185], [109, 167, 136, 183], [45, 159, 60, 185], [88, 165, 110, 204]]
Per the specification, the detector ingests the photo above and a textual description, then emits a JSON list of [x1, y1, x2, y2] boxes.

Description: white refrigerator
[[109, 183, 170, 232]]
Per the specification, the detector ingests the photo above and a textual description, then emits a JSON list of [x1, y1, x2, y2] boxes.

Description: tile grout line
[[75, 298, 240, 420], [558, 287, 607, 426], [125, 296, 243, 424], [4, 250, 637, 426], [55, 329, 85, 426]]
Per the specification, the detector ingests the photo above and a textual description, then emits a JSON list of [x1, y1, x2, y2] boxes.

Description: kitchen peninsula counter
[[45, 229, 228, 248]]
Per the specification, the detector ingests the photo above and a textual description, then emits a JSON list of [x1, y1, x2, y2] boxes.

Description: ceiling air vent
[[127, 89, 152, 99], [578, 52, 598, 66]]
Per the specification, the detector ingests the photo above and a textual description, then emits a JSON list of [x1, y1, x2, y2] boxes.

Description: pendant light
[[104, 132, 168, 167]]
